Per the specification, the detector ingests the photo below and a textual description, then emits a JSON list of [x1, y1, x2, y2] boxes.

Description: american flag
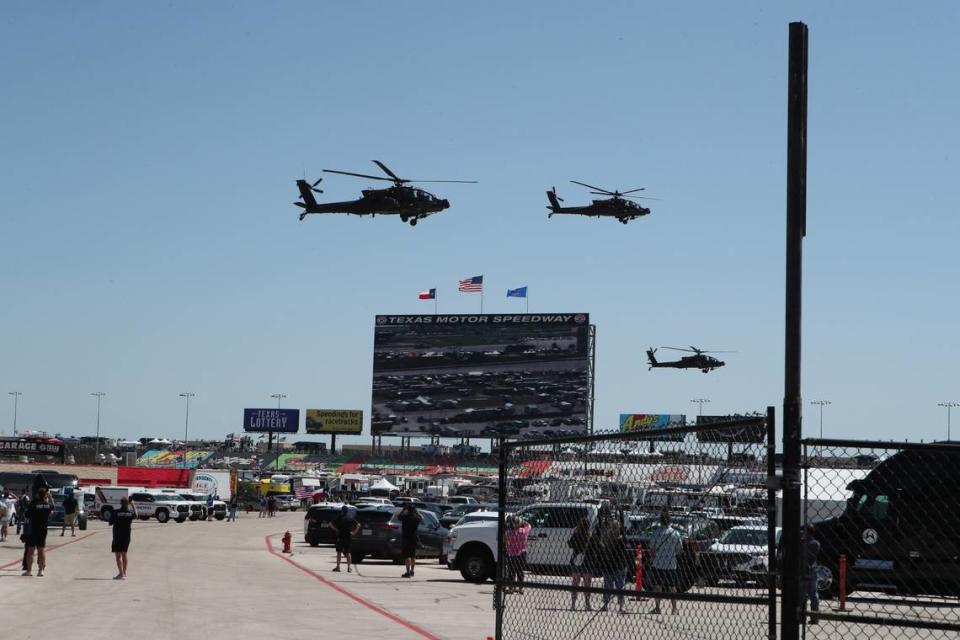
[[459, 275, 483, 292]]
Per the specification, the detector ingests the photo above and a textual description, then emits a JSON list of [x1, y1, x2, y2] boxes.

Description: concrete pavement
[[0, 512, 494, 640]]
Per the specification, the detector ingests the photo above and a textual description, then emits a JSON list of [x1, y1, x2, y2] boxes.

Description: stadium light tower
[[810, 400, 831, 439], [690, 398, 711, 417], [8, 391, 22, 435], [91, 392, 106, 462], [938, 402, 959, 441], [180, 393, 196, 468]]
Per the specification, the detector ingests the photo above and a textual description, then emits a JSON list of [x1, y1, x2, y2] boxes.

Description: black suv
[[350, 507, 450, 565], [304, 504, 357, 546], [811, 446, 960, 598]]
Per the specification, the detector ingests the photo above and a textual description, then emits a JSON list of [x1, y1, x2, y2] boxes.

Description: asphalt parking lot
[[1, 512, 954, 640]]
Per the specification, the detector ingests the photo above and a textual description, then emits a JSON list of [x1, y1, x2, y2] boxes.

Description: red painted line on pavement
[[0, 531, 98, 570], [264, 534, 443, 640]]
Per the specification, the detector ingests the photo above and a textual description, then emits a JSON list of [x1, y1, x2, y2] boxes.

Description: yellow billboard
[[306, 409, 363, 434]]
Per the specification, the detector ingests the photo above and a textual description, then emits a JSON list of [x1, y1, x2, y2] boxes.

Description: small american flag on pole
[[458, 275, 483, 292]]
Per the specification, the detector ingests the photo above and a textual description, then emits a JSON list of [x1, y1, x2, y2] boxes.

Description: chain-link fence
[[800, 439, 960, 637], [495, 414, 777, 640]]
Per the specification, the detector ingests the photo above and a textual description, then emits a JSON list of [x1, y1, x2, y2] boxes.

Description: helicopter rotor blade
[[403, 179, 478, 184], [371, 160, 403, 182], [323, 169, 394, 181], [571, 180, 614, 194]]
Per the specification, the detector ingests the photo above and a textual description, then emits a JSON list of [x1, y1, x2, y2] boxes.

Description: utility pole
[[690, 398, 711, 417], [8, 391, 22, 436], [91, 392, 106, 463], [180, 393, 195, 468], [810, 400, 831, 439], [782, 21, 809, 640], [938, 402, 958, 441]]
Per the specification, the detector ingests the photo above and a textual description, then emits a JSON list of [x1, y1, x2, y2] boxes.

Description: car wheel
[[459, 549, 493, 583], [814, 562, 840, 599], [351, 552, 364, 564], [100, 507, 113, 522], [156, 510, 170, 523]]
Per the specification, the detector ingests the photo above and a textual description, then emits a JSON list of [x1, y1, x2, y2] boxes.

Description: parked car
[[304, 503, 356, 546], [273, 494, 299, 512], [700, 526, 782, 586], [626, 515, 721, 592], [348, 507, 451, 565], [440, 504, 485, 529]]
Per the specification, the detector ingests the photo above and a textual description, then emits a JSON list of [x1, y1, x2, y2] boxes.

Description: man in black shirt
[[330, 506, 359, 573], [110, 497, 137, 579], [23, 487, 54, 577], [398, 504, 422, 578], [61, 491, 79, 537]]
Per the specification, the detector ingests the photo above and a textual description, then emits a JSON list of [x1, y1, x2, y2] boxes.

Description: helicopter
[[294, 160, 476, 226], [546, 181, 656, 224], [646, 346, 734, 373]]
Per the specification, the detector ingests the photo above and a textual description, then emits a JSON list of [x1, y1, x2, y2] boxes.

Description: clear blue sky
[[2, 2, 958, 445]]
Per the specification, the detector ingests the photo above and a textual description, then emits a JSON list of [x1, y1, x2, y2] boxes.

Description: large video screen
[[372, 313, 591, 438]]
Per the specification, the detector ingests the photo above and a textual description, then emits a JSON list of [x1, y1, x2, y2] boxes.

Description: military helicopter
[[546, 180, 657, 224], [646, 346, 734, 373], [294, 160, 476, 226]]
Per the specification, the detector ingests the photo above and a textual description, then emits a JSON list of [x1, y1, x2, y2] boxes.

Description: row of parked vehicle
[[95, 487, 227, 523], [302, 496, 493, 565]]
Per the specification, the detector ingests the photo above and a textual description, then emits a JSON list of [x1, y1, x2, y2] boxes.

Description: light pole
[[270, 394, 287, 469], [938, 402, 959, 441], [91, 392, 106, 462], [180, 393, 195, 468], [810, 400, 831, 439], [8, 391, 22, 435], [690, 398, 711, 417]]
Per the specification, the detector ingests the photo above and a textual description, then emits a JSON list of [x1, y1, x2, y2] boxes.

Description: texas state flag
[[418, 288, 436, 300]]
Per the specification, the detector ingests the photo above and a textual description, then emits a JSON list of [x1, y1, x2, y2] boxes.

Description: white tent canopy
[[369, 478, 400, 493]]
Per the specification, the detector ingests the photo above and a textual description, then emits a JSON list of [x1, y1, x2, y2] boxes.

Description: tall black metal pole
[[782, 21, 808, 640]]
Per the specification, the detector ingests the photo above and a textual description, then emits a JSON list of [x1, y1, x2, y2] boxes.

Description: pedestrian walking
[[0, 491, 16, 542], [330, 506, 359, 573], [22, 487, 54, 577], [504, 516, 531, 594], [110, 497, 137, 579], [398, 504, 422, 578], [61, 490, 79, 537], [647, 511, 683, 615], [600, 521, 630, 614], [567, 517, 592, 610], [227, 495, 238, 522], [258, 495, 267, 518], [801, 524, 821, 622]]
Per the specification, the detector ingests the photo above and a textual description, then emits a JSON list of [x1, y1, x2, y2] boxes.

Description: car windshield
[[720, 528, 767, 546]]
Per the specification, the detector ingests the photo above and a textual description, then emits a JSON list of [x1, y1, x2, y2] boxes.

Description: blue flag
[[506, 286, 528, 298]]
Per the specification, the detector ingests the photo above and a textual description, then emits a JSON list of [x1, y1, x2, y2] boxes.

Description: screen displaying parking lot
[[372, 313, 591, 438]]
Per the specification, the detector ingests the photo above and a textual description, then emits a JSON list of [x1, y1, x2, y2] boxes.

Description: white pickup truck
[[447, 502, 609, 582]]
